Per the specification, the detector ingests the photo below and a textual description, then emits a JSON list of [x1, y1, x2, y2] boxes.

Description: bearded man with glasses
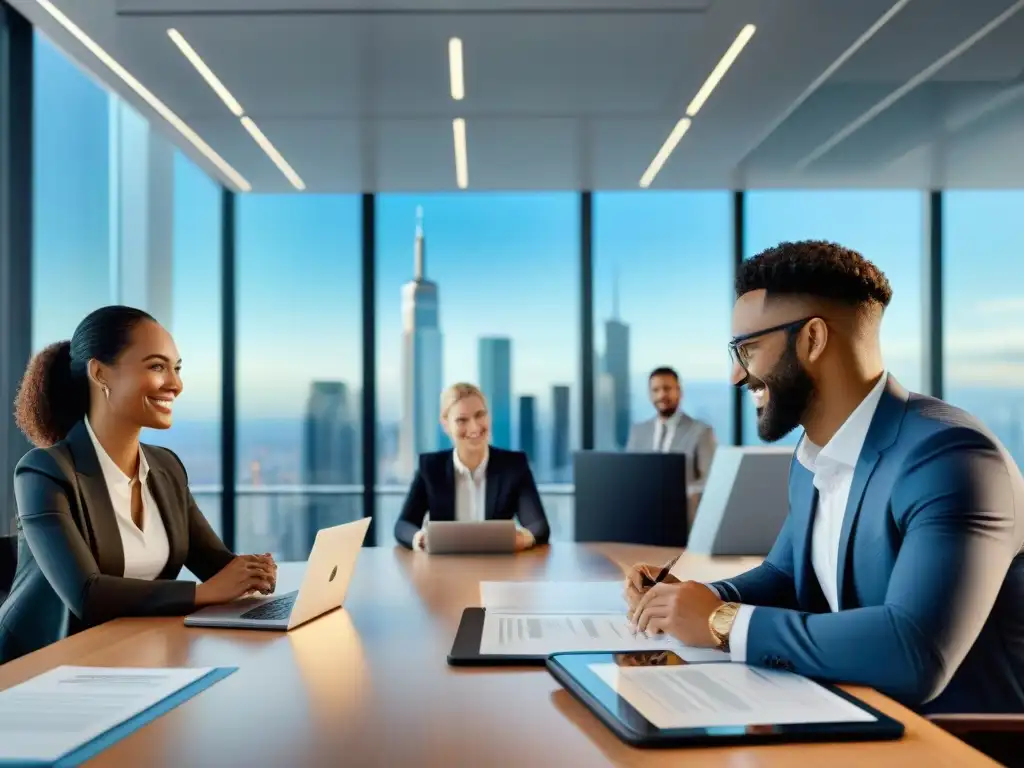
[[624, 240, 1024, 719]]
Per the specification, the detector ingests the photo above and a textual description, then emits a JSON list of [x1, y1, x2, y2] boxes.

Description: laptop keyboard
[[239, 592, 297, 621]]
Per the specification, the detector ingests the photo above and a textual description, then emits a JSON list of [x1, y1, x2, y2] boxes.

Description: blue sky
[[32, 32, 1024, 438]]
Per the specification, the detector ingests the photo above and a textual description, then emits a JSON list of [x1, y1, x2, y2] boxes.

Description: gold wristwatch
[[708, 602, 740, 652]]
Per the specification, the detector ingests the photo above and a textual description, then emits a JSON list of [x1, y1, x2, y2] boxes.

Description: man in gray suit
[[626, 367, 717, 489]]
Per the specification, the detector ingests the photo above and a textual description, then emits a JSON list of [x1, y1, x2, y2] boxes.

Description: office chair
[[929, 714, 1024, 767], [0, 534, 16, 605]]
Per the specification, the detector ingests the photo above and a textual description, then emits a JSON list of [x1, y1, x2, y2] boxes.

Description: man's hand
[[629, 580, 723, 647], [623, 558, 680, 613]]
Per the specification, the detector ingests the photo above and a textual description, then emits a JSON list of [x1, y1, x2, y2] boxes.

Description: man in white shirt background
[[625, 367, 717, 495], [624, 240, 1024, 719]]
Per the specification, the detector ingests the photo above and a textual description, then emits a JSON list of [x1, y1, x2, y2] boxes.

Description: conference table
[[0, 543, 999, 766]]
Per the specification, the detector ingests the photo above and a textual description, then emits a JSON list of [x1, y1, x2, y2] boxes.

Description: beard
[[749, 336, 814, 442]]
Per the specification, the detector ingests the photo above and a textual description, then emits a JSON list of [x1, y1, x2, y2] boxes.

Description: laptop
[[184, 516, 370, 631], [425, 520, 516, 554]]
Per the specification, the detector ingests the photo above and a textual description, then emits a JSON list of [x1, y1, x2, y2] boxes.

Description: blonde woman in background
[[394, 383, 550, 551]]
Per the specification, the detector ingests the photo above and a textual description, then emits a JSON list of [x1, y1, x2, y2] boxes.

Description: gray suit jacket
[[626, 412, 717, 486], [0, 421, 235, 664]]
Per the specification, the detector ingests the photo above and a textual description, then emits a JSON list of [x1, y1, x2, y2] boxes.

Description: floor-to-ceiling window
[[143, 152, 224, 536], [742, 190, 925, 446], [943, 191, 1024, 469], [593, 192, 734, 451], [375, 193, 579, 543], [236, 195, 362, 560], [32, 32, 110, 348]]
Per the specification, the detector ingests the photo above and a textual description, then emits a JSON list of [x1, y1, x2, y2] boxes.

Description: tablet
[[547, 651, 904, 748]]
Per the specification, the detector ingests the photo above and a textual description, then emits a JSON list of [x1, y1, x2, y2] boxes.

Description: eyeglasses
[[728, 316, 816, 371]]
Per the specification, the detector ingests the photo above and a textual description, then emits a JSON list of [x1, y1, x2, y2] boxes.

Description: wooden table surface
[[0, 543, 997, 767]]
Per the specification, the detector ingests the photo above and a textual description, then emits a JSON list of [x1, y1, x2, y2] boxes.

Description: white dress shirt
[[653, 412, 683, 453], [84, 417, 170, 581], [725, 371, 889, 662]]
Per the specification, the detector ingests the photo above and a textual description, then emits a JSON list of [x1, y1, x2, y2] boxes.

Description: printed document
[[480, 580, 626, 614], [479, 611, 727, 662], [0, 666, 213, 763], [589, 663, 877, 729]]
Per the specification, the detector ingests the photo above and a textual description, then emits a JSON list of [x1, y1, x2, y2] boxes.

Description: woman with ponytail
[[0, 306, 277, 663]]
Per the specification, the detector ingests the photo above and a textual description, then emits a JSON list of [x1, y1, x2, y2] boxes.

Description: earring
[[102, 385, 110, 402]]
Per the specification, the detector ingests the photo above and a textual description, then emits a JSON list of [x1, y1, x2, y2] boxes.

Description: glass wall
[[375, 193, 579, 543], [32, 32, 110, 348], [742, 191, 925, 446], [236, 195, 362, 560], [593, 192, 734, 450], [943, 191, 1024, 469], [143, 153, 224, 535]]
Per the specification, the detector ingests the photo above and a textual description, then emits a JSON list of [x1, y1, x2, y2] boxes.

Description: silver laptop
[[184, 517, 370, 631], [425, 520, 516, 554]]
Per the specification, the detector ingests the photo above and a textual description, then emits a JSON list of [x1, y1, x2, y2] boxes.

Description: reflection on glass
[[742, 191, 924, 446]]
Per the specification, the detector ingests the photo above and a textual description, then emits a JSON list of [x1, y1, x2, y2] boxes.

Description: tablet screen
[[588, 660, 877, 730]]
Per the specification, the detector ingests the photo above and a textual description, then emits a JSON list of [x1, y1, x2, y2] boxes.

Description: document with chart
[[479, 611, 727, 661]]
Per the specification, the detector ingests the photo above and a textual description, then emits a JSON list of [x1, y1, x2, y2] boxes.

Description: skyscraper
[[479, 336, 512, 449], [518, 395, 537, 464], [300, 381, 357, 556], [552, 384, 571, 475], [398, 207, 444, 479], [595, 370, 618, 450], [603, 266, 630, 449]]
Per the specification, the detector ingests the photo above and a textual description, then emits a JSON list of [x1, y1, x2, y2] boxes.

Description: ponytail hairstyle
[[14, 306, 155, 447]]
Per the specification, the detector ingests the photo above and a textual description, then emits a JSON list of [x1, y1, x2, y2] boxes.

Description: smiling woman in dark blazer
[[0, 306, 277, 664], [395, 382, 550, 551]]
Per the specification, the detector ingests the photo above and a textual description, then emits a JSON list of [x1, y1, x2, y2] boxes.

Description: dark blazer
[[0, 421, 235, 664], [711, 377, 1024, 714], [394, 448, 550, 549]]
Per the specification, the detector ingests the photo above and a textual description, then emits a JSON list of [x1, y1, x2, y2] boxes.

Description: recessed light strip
[[167, 28, 305, 191], [452, 118, 468, 189], [795, 0, 1024, 170], [241, 117, 306, 191], [33, 0, 251, 192], [685, 23, 756, 117], [449, 37, 465, 101], [638, 24, 755, 187], [167, 28, 243, 117], [640, 118, 692, 189]]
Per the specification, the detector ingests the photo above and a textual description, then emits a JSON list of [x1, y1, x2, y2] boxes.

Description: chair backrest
[[0, 534, 16, 605]]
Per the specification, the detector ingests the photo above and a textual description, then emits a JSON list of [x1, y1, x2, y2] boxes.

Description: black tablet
[[547, 651, 905, 748], [447, 607, 548, 666]]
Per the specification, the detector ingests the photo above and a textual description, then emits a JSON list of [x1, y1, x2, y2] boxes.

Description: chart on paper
[[479, 612, 727, 661]]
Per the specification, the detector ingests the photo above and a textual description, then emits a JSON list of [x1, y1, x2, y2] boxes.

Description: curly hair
[[737, 240, 892, 308], [14, 306, 154, 448]]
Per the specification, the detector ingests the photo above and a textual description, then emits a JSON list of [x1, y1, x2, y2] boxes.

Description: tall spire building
[[603, 265, 630, 449], [398, 207, 444, 479]]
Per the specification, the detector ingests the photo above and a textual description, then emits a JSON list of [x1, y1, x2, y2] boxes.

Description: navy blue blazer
[[713, 377, 1024, 713], [394, 448, 550, 549]]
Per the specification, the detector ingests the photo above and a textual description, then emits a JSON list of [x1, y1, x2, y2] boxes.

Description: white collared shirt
[[452, 448, 489, 523], [84, 417, 170, 581], [653, 411, 683, 453], [726, 371, 889, 663]]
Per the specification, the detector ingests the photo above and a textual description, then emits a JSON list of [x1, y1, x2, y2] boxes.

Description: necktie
[[657, 423, 671, 453]]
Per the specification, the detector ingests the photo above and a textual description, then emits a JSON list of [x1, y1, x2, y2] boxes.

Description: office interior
[[2, 0, 1023, 564]]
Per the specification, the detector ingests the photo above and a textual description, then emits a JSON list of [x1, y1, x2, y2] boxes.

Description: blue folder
[[1, 666, 237, 768]]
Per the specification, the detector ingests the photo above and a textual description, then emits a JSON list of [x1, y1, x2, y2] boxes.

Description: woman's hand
[[195, 553, 276, 607], [514, 529, 535, 552]]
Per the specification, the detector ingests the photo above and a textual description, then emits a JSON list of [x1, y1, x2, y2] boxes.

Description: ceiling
[[12, 0, 1024, 191]]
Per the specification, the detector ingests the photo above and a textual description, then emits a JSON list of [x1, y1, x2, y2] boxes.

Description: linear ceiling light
[[241, 117, 306, 191], [452, 118, 468, 189], [167, 28, 243, 117], [795, 0, 1024, 170], [638, 24, 755, 187], [167, 28, 305, 191], [686, 23, 756, 117], [32, 0, 250, 192], [639, 118, 692, 188], [449, 37, 465, 101]]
